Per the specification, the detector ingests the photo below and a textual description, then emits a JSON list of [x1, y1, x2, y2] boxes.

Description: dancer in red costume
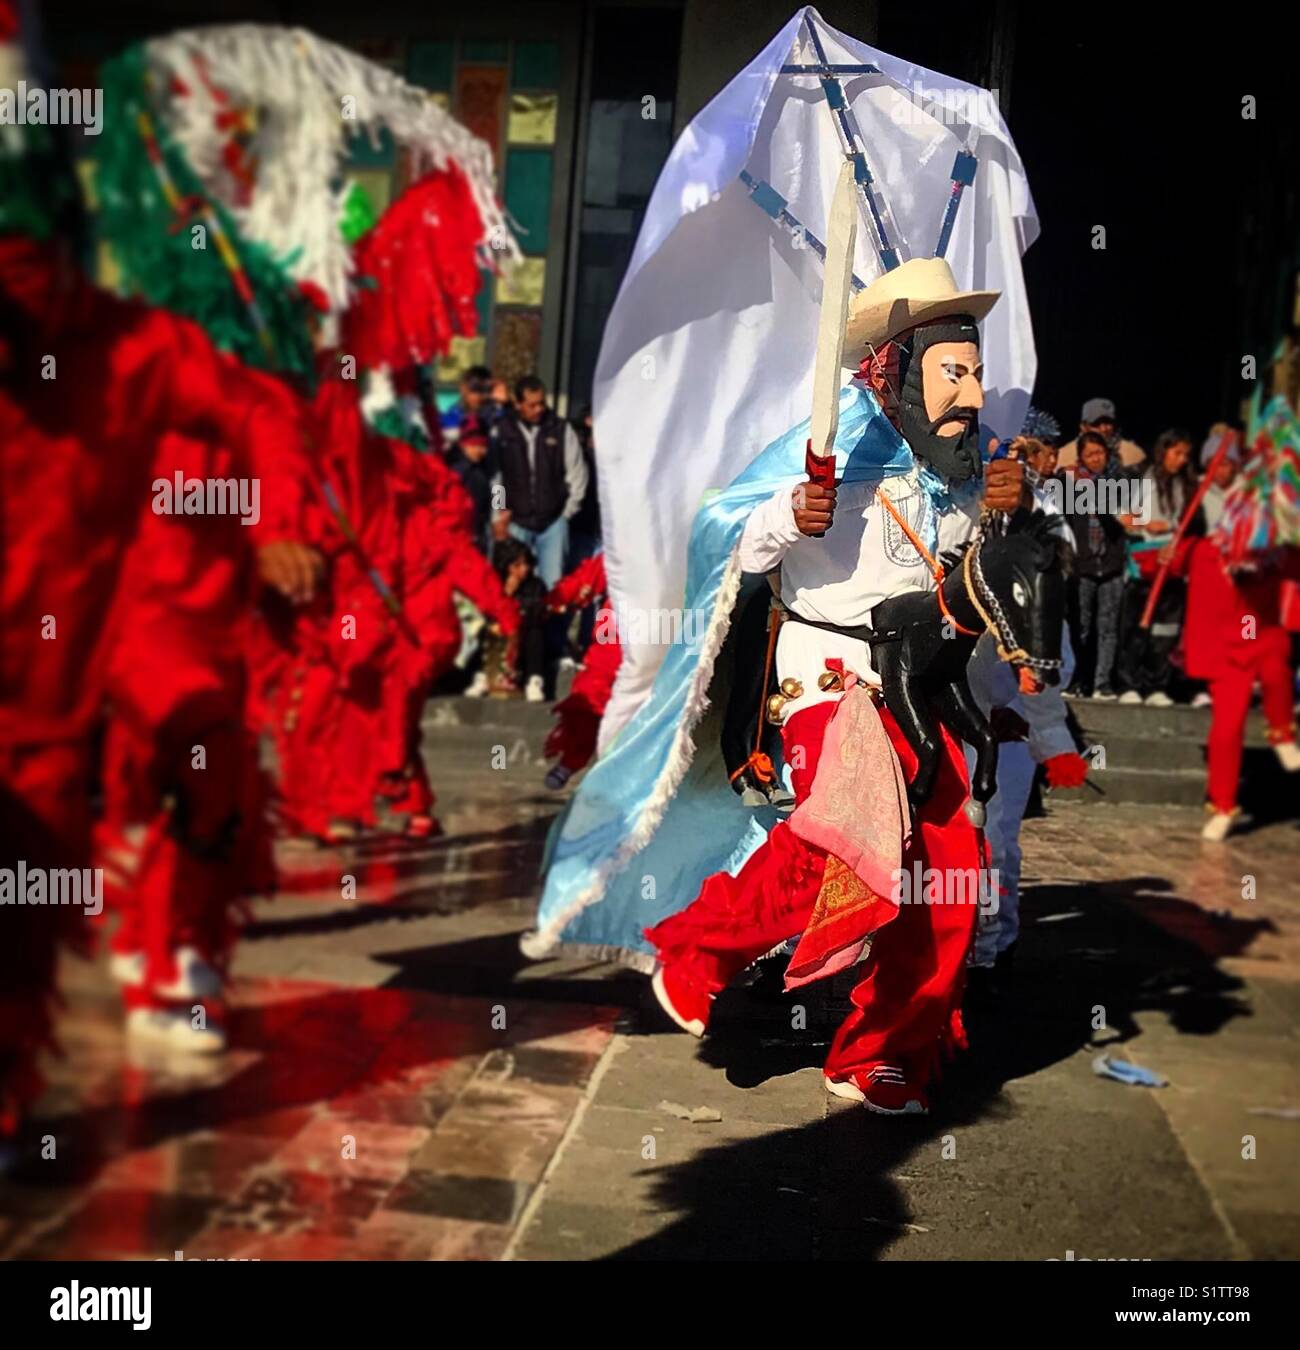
[[375, 444, 519, 837], [542, 553, 622, 790], [646, 259, 1027, 1114], [1169, 535, 1300, 840], [98, 377, 315, 1051], [255, 375, 408, 841], [258, 378, 517, 842], [0, 222, 317, 1129]]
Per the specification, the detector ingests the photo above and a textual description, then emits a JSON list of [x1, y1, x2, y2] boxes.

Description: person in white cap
[[645, 257, 1028, 1115]]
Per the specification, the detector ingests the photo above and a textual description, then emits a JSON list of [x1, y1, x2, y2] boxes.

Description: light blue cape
[[526, 385, 915, 966]]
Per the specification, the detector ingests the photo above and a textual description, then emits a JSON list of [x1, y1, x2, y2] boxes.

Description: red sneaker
[[651, 965, 710, 1037], [824, 1064, 929, 1115]]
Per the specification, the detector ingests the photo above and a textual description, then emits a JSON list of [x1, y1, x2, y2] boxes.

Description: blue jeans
[[509, 517, 569, 588]]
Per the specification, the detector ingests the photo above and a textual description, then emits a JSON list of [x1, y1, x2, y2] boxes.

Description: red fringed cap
[[343, 164, 484, 372]]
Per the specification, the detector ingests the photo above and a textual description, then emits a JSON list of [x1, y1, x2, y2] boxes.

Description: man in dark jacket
[[493, 375, 588, 586]]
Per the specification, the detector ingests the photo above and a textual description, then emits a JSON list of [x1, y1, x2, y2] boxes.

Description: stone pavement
[[3, 705, 1298, 1261]]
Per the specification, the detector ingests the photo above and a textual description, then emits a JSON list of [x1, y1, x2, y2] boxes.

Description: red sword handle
[[803, 439, 837, 539]]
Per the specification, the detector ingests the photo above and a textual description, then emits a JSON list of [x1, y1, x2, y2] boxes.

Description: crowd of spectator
[[1014, 398, 1258, 708], [438, 366, 602, 701]]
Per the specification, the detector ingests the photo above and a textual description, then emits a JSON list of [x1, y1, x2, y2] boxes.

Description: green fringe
[[88, 45, 316, 382], [369, 403, 430, 452]]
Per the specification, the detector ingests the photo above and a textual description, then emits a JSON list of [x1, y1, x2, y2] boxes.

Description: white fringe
[[517, 932, 656, 974], [523, 547, 747, 959], [144, 25, 520, 313]]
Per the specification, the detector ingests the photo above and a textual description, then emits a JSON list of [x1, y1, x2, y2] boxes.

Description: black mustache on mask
[[929, 406, 979, 435]]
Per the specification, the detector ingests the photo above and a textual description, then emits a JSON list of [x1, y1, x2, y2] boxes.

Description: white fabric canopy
[[593, 6, 1039, 747]]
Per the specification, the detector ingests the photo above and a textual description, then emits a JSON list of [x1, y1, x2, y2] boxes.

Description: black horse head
[[964, 507, 1069, 691]]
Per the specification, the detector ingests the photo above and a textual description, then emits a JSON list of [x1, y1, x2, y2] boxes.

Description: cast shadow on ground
[[603, 875, 1262, 1259]]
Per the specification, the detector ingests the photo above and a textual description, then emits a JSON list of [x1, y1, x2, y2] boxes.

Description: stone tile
[[382, 1171, 531, 1226], [479, 1045, 600, 1089], [11, 1188, 219, 1259], [271, 1115, 431, 1182]]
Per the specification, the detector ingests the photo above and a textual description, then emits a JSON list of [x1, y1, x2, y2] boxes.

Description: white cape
[[593, 5, 1038, 747]]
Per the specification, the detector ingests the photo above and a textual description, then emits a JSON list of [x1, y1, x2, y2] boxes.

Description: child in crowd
[[1064, 430, 1129, 698], [493, 537, 548, 702]]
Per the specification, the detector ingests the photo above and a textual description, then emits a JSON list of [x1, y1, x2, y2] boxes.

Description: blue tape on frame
[[951, 151, 977, 186], [749, 179, 787, 219]]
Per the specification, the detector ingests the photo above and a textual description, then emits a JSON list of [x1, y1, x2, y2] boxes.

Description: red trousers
[[1206, 628, 1296, 813], [647, 698, 980, 1082]]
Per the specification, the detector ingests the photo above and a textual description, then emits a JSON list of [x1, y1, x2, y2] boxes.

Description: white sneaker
[[525, 675, 546, 703], [155, 946, 223, 1001], [1201, 810, 1248, 843], [1145, 691, 1174, 707], [126, 1008, 227, 1054], [464, 671, 489, 699], [1118, 690, 1143, 704], [1191, 691, 1212, 709], [1274, 741, 1300, 773]]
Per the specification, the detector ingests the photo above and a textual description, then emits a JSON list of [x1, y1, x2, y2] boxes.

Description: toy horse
[[868, 507, 1067, 824]]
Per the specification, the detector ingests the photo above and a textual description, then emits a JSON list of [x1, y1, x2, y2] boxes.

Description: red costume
[[255, 378, 516, 840], [647, 699, 977, 1088], [0, 239, 305, 1129], [1173, 537, 1300, 813], [544, 554, 621, 776], [99, 399, 306, 1010], [376, 444, 518, 831]]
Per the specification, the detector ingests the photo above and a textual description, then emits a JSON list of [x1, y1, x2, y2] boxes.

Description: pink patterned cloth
[[788, 681, 910, 907]]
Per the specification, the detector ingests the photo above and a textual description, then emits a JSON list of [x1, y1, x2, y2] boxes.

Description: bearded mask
[[897, 316, 983, 483]]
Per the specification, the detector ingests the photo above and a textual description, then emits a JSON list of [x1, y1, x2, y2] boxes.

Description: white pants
[[965, 740, 1035, 967]]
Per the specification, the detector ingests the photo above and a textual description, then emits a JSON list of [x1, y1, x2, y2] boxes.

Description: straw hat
[[842, 257, 1000, 368]]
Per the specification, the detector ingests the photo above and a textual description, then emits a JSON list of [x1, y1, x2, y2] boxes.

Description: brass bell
[[779, 677, 804, 700], [817, 669, 845, 693], [766, 692, 789, 725]]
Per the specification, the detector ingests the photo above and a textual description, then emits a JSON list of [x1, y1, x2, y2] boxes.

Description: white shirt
[[738, 468, 982, 717]]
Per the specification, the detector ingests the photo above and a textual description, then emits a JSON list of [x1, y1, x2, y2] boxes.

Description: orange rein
[[876, 488, 980, 638]]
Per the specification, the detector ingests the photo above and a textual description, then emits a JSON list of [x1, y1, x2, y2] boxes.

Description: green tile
[[408, 40, 454, 91], [476, 267, 494, 335], [461, 41, 508, 64], [504, 148, 553, 254], [512, 40, 561, 89], [344, 127, 395, 169]]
